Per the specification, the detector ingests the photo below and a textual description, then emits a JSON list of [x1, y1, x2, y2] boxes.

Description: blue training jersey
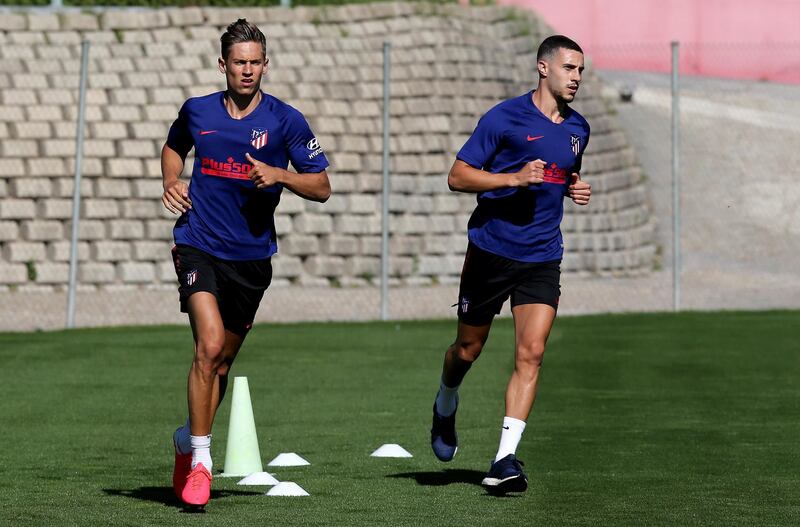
[[166, 91, 329, 260], [457, 91, 590, 262]]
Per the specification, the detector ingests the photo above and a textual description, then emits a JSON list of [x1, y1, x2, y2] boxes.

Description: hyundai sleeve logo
[[306, 138, 319, 150]]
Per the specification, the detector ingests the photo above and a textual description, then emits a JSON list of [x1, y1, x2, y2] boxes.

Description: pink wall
[[499, 0, 800, 83]]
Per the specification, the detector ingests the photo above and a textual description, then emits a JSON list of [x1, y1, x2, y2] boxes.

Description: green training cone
[[221, 376, 264, 477]]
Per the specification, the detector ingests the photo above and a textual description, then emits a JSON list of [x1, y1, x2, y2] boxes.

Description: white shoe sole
[[481, 474, 527, 492]]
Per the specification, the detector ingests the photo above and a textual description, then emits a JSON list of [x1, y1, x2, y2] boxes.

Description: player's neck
[[532, 88, 567, 124], [224, 89, 262, 120]]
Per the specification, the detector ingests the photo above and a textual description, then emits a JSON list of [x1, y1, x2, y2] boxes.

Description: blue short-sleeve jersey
[[166, 91, 329, 260], [457, 91, 590, 262]]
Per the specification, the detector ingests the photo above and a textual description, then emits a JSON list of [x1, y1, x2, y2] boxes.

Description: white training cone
[[221, 377, 264, 477], [266, 482, 309, 496], [370, 444, 413, 458], [237, 472, 279, 486], [268, 452, 310, 466]]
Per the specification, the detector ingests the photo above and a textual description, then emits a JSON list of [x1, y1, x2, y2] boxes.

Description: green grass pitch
[[1, 311, 799, 526]]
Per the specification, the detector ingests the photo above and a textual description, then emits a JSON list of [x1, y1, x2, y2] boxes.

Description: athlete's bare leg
[[441, 320, 493, 387], [431, 318, 494, 461], [505, 303, 557, 420], [186, 293, 246, 436]]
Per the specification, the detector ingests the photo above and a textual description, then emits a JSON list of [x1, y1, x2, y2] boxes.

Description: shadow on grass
[[387, 469, 485, 487], [387, 470, 525, 498], [103, 486, 262, 512]]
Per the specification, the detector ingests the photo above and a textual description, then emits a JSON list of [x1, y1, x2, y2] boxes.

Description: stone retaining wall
[[0, 3, 655, 294]]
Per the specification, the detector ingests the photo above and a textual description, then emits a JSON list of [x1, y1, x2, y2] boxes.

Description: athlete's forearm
[[448, 160, 519, 193], [161, 143, 186, 189], [279, 169, 331, 202], [160, 143, 192, 213]]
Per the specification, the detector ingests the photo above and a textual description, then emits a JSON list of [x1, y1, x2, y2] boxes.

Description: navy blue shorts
[[456, 243, 561, 326], [171, 244, 272, 335]]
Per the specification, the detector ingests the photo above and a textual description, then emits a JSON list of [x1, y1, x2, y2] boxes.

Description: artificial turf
[[1, 311, 798, 526]]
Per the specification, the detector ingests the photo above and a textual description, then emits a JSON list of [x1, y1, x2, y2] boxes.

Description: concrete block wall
[[0, 3, 655, 292]]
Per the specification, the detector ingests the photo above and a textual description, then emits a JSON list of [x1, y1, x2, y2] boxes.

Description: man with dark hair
[[429, 34, 591, 493], [162, 19, 330, 508], [536, 34, 584, 61]]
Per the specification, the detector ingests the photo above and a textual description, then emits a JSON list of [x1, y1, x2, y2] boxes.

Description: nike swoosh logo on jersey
[[199, 130, 218, 135], [527, 135, 544, 141]]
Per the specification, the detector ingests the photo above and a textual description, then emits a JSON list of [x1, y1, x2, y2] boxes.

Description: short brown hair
[[537, 35, 583, 61], [220, 19, 266, 60]]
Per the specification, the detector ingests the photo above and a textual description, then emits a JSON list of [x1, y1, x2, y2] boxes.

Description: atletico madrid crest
[[570, 134, 581, 156], [251, 128, 268, 150]]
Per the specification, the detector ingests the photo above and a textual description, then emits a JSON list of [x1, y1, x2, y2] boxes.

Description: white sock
[[190, 434, 212, 471], [173, 418, 191, 455], [435, 379, 459, 417], [494, 416, 526, 462]]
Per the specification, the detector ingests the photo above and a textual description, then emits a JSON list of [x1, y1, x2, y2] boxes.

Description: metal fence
[[1, 8, 798, 331], [594, 42, 800, 313]]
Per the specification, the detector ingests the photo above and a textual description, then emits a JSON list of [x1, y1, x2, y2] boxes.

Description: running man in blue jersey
[[161, 19, 330, 508], [429, 35, 592, 494]]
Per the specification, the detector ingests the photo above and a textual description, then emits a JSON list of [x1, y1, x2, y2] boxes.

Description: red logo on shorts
[[186, 269, 198, 287]]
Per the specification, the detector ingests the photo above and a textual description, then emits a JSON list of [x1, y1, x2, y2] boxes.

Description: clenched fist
[[246, 152, 284, 189], [162, 179, 192, 214], [568, 173, 591, 205], [511, 159, 546, 187]]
